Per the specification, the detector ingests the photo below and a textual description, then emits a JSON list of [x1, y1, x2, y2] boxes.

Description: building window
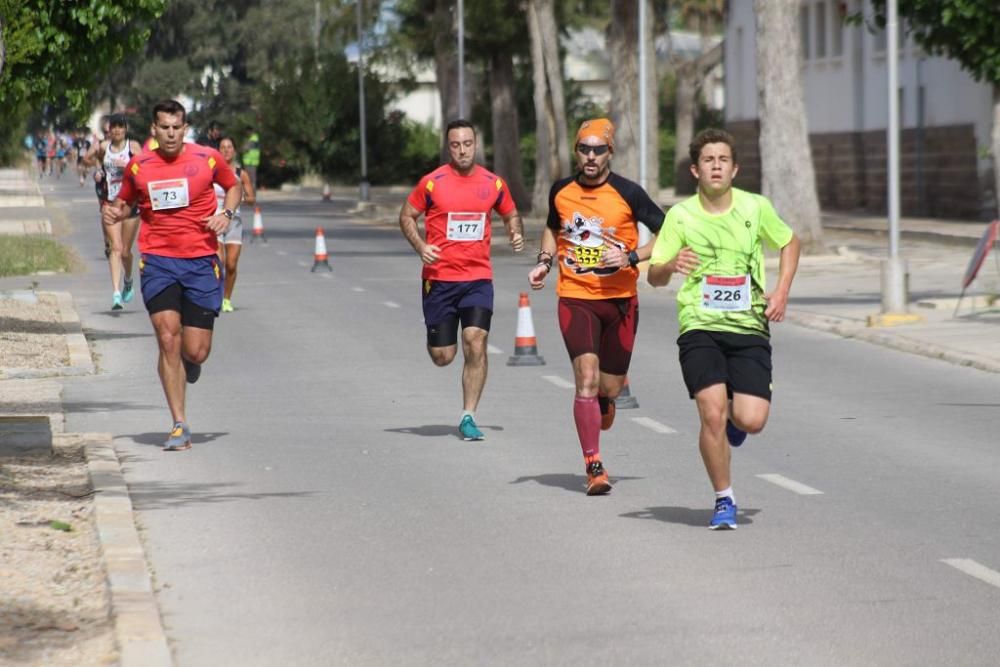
[[831, 1, 846, 57], [815, 1, 827, 59], [800, 4, 811, 60]]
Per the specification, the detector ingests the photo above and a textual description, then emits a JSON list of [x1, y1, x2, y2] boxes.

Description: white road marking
[[276, 250, 288, 256], [542, 375, 575, 389], [319, 273, 332, 279], [942, 559, 1000, 589], [630, 417, 677, 434], [487, 344, 503, 354], [756, 473, 824, 495], [297, 261, 309, 268], [383, 301, 401, 309], [351, 287, 365, 292]]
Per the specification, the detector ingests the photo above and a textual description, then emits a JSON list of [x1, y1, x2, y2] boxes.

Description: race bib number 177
[[446, 212, 486, 241], [148, 178, 190, 211]]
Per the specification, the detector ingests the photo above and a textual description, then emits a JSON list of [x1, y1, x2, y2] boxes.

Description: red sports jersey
[[118, 145, 238, 258], [406, 164, 515, 281]]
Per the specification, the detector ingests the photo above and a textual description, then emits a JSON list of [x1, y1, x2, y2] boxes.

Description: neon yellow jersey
[[650, 188, 793, 337]]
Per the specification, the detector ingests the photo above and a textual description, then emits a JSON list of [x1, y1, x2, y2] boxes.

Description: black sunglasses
[[576, 143, 609, 156]]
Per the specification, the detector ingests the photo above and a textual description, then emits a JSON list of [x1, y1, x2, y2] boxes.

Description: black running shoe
[[182, 357, 201, 384]]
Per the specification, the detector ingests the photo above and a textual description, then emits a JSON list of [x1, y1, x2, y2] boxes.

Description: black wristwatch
[[627, 250, 640, 267], [222, 208, 235, 220]]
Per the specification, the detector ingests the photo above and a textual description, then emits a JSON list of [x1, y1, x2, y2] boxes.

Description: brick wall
[[725, 120, 986, 220]]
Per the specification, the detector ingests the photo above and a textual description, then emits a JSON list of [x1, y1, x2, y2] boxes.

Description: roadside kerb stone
[[85, 432, 173, 667], [0, 219, 51, 235], [0, 291, 96, 379], [787, 311, 1000, 374]]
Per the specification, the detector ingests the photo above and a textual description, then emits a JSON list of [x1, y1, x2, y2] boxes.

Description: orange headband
[[576, 118, 615, 151]]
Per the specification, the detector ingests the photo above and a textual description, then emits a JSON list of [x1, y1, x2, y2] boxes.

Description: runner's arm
[[239, 170, 256, 206], [500, 209, 524, 252], [83, 141, 103, 169], [647, 247, 699, 287], [764, 234, 801, 322], [528, 226, 557, 290], [399, 200, 439, 264]]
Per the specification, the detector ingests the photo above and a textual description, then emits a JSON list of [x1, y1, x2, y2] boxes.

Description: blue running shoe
[[111, 291, 124, 311], [459, 415, 484, 441], [163, 422, 192, 451], [709, 496, 738, 530], [122, 279, 135, 303], [182, 357, 201, 384], [726, 419, 747, 447]]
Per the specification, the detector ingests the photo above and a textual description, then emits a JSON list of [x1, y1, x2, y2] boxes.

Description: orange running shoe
[[600, 399, 616, 431], [585, 459, 612, 496]]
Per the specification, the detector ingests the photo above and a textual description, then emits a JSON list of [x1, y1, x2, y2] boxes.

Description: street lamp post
[[457, 0, 465, 118], [882, 0, 906, 312], [356, 0, 369, 202]]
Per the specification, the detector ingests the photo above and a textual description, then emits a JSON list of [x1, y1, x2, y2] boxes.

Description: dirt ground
[[0, 294, 115, 666]]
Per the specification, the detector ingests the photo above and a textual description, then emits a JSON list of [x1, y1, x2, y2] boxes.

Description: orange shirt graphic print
[[561, 212, 627, 277]]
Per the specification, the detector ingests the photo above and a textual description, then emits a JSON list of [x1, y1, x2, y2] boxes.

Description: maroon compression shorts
[[557, 295, 638, 376]]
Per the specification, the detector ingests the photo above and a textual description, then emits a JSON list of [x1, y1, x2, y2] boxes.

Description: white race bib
[[701, 274, 751, 311], [446, 212, 486, 241], [148, 178, 190, 211]]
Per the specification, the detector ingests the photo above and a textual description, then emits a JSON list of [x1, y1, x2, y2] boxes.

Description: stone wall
[[726, 120, 987, 220]]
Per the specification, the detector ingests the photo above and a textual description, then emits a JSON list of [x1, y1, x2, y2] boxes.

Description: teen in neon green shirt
[[648, 128, 800, 530]]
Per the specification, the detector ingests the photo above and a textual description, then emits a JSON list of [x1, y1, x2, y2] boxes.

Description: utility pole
[[457, 0, 465, 118], [356, 0, 369, 201], [882, 0, 906, 313]]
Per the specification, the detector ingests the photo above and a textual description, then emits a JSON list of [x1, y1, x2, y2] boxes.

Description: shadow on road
[[510, 472, 643, 495], [385, 424, 505, 439], [620, 505, 760, 527], [123, 479, 316, 511], [123, 431, 229, 447]]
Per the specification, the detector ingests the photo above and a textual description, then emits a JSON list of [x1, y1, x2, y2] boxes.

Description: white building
[[725, 0, 994, 220]]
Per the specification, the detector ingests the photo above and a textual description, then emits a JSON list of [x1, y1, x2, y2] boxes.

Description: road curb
[[0, 291, 95, 379], [787, 311, 1000, 374], [84, 432, 173, 667]]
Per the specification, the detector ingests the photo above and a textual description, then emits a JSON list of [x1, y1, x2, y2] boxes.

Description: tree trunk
[[753, 0, 823, 249], [0, 17, 5, 80], [528, 0, 553, 212], [433, 0, 458, 162], [674, 62, 697, 194], [608, 0, 639, 182], [537, 0, 569, 180], [642, 2, 659, 196], [490, 50, 531, 212], [992, 84, 1000, 219]]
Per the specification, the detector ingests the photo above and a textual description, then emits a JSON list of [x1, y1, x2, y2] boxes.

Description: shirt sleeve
[[546, 179, 566, 231], [649, 206, 684, 265], [116, 159, 137, 205], [212, 151, 239, 190], [493, 177, 516, 216], [406, 175, 431, 213], [626, 185, 666, 234], [756, 195, 794, 250]]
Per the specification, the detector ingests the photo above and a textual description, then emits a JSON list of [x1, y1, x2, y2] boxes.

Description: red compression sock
[[573, 395, 601, 459]]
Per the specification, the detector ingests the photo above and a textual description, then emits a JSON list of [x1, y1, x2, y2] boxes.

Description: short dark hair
[[108, 113, 128, 128], [689, 128, 738, 165], [445, 119, 475, 138], [218, 136, 236, 149], [152, 99, 187, 124]]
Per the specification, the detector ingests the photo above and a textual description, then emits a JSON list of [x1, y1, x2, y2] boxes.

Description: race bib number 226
[[701, 274, 751, 311]]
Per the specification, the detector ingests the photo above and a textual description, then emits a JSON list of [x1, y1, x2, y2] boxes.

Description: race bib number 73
[[701, 274, 751, 311], [148, 178, 190, 211], [446, 212, 486, 241]]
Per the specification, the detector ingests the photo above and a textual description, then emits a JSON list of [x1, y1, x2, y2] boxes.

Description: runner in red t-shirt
[[103, 99, 241, 451], [398, 119, 524, 441]]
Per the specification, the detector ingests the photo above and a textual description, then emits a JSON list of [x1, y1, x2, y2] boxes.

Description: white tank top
[[103, 141, 132, 201], [215, 166, 242, 217]]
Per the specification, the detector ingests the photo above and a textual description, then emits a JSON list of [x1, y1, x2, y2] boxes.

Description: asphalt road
[[24, 177, 1000, 665]]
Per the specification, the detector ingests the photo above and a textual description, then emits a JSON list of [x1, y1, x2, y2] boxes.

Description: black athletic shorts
[[677, 329, 772, 401]]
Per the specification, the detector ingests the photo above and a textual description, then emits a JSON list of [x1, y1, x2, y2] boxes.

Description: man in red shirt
[[399, 119, 525, 441], [103, 99, 241, 451]]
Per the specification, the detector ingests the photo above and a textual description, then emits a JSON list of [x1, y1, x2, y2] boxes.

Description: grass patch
[[0, 235, 74, 277]]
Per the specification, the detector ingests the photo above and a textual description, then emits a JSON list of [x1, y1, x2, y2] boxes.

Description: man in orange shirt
[[528, 118, 664, 495]]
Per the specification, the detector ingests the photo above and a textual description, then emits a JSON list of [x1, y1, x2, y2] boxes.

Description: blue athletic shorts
[[140, 254, 223, 314], [422, 278, 493, 346]]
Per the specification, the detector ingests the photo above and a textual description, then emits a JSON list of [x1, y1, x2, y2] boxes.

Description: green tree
[[868, 0, 1000, 214], [0, 0, 164, 112]]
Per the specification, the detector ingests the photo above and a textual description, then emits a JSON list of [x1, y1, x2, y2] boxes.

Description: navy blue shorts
[[140, 254, 223, 315], [422, 279, 493, 346]]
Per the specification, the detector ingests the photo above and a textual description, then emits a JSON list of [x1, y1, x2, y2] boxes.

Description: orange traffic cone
[[322, 183, 331, 201], [615, 376, 639, 409], [250, 206, 266, 244], [507, 292, 545, 366], [311, 227, 332, 272]]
